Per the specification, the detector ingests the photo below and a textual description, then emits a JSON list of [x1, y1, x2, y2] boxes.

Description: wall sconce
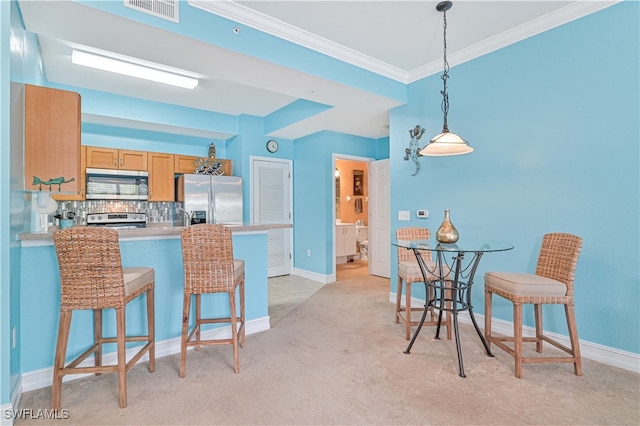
[[335, 168, 340, 177]]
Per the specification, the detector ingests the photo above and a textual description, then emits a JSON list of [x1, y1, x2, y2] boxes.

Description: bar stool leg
[[52, 311, 72, 410], [94, 309, 102, 373], [195, 294, 202, 351], [147, 287, 156, 372], [229, 291, 239, 374], [180, 293, 191, 378], [394, 277, 403, 323], [239, 279, 246, 347], [116, 308, 127, 408]]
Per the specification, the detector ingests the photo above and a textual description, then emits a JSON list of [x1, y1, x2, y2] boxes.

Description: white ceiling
[[18, 0, 616, 140]]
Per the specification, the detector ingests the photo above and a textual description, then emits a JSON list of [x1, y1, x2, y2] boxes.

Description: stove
[[86, 212, 147, 229]]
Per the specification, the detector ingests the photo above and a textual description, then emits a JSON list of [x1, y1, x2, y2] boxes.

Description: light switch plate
[[398, 210, 410, 221]]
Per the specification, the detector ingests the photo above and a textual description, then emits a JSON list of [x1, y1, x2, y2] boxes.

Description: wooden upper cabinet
[[24, 84, 81, 197], [174, 155, 233, 176], [86, 147, 148, 171], [174, 155, 199, 174], [148, 152, 175, 202]]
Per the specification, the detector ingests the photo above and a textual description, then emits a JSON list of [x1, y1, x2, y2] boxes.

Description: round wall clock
[[266, 139, 279, 153]]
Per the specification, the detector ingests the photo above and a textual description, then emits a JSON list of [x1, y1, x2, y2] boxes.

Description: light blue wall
[[2, 0, 48, 406], [293, 131, 379, 276], [389, 2, 639, 353]]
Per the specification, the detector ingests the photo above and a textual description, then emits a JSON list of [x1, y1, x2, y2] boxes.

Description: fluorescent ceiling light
[[71, 49, 198, 89]]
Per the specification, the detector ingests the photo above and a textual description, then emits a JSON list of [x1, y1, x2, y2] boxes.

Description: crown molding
[[189, 0, 408, 82], [190, 0, 621, 85]]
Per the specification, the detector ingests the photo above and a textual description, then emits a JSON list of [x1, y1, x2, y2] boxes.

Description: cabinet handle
[[114, 158, 117, 167], [120, 158, 123, 167]]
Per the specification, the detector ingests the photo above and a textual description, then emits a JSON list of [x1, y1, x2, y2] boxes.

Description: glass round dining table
[[392, 238, 514, 377]]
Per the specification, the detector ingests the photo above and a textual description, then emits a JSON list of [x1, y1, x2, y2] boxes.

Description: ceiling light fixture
[[420, 1, 473, 156], [71, 49, 198, 89]]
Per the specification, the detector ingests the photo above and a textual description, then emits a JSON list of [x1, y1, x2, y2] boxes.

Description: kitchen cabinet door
[[148, 152, 175, 201], [24, 84, 81, 197], [119, 149, 147, 171], [86, 147, 147, 171], [174, 155, 199, 174]]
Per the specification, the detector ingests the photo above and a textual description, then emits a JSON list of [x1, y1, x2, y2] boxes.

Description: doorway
[[334, 155, 372, 278]]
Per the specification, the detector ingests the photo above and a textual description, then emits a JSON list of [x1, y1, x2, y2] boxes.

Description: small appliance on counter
[[30, 192, 58, 232], [86, 212, 147, 229]]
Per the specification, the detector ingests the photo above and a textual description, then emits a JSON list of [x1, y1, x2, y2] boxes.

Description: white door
[[251, 158, 292, 277], [369, 159, 390, 278]]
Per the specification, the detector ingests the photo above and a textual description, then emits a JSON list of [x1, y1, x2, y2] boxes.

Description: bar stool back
[[180, 224, 246, 377], [485, 232, 583, 377], [52, 227, 155, 409], [395, 227, 451, 340]]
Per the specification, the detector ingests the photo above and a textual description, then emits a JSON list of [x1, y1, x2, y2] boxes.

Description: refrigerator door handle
[[209, 180, 216, 224]]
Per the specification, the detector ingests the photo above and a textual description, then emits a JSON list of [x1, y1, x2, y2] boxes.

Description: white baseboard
[[19, 316, 270, 394], [389, 292, 640, 374], [292, 268, 332, 284]]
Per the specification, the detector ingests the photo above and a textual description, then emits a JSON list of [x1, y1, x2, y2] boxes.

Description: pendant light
[[420, 1, 473, 156]]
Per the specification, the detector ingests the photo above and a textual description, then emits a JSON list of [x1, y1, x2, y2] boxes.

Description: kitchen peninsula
[[18, 223, 290, 391]]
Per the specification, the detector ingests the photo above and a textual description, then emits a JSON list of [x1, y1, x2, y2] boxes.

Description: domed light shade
[[420, 131, 473, 156], [422, 1, 473, 157]]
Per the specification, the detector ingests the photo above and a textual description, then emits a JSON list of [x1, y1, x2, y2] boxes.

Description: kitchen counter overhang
[[18, 223, 292, 246]]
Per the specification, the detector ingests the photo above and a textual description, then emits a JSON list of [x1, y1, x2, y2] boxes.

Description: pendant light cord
[[440, 8, 450, 133]]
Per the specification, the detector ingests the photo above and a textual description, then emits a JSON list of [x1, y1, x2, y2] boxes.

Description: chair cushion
[[234, 259, 245, 280], [123, 267, 154, 296], [399, 260, 439, 281], [485, 271, 566, 297]]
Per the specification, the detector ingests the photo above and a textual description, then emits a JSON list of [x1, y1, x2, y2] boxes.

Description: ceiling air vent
[[124, 0, 178, 23]]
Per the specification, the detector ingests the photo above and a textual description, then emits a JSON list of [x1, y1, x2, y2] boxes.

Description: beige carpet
[[16, 269, 640, 425]]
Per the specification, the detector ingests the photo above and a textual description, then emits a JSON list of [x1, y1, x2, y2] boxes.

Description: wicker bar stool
[[395, 227, 451, 340], [485, 233, 583, 378], [52, 227, 155, 409], [180, 224, 246, 377]]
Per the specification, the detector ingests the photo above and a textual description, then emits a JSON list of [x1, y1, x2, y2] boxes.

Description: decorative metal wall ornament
[[404, 125, 426, 175], [420, 1, 473, 156], [32, 176, 75, 191]]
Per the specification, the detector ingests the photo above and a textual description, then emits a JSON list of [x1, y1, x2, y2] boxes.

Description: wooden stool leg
[[395, 277, 403, 323], [565, 304, 582, 376], [229, 291, 239, 374], [116, 308, 127, 408], [239, 278, 246, 347], [52, 311, 72, 410], [94, 309, 102, 374], [195, 293, 201, 351], [513, 303, 523, 378], [147, 287, 156, 372], [484, 289, 493, 352], [534, 303, 543, 353], [180, 293, 191, 378]]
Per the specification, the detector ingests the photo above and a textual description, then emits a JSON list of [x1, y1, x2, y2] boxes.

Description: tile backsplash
[[51, 200, 178, 226]]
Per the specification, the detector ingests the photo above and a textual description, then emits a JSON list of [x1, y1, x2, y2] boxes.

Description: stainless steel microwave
[[86, 168, 149, 200]]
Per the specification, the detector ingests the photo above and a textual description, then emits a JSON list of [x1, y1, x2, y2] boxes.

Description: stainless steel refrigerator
[[176, 174, 243, 226]]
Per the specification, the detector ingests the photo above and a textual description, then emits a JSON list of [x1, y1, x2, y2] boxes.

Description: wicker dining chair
[[395, 227, 451, 340], [180, 224, 246, 377], [484, 233, 583, 378], [52, 227, 155, 409]]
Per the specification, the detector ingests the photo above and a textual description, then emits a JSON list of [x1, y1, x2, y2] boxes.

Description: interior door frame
[[332, 153, 374, 280]]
